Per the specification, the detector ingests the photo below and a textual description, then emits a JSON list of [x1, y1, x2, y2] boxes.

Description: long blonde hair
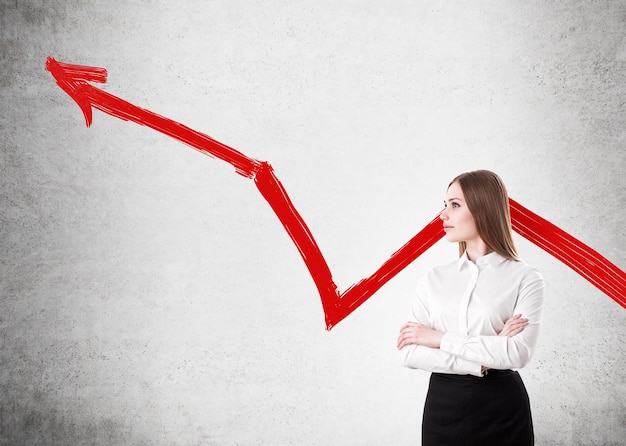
[[449, 170, 519, 261]]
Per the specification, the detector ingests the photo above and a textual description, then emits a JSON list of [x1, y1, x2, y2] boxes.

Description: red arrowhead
[[46, 57, 626, 329], [46, 57, 108, 127], [45, 57, 262, 178]]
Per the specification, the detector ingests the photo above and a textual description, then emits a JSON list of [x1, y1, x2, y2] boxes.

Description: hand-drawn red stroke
[[45, 57, 626, 329], [510, 201, 625, 308]]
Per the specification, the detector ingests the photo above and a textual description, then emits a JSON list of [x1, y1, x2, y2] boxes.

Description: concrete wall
[[1, 1, 625, 444]]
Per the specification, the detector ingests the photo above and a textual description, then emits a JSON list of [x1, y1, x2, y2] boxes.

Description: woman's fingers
[[397, 322, 422, 349], [499, 316, 529, 337], [397, 332, 412, 349], [399, 321, 419, 331], [397, 328, 414, 349]]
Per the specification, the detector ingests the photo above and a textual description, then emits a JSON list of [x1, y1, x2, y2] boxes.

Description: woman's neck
[[465, 239, 493, 263]]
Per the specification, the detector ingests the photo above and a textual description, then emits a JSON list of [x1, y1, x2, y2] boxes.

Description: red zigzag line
[[45, 57, 626, 329]]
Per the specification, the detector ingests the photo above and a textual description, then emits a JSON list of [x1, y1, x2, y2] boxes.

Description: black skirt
[[422, 370, 534, 446]]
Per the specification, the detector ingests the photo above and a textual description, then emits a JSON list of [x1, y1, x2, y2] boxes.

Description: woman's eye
[[452, 202, 460, 208]]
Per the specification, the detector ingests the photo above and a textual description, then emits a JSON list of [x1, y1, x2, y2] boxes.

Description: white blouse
[[401, 251, 545, 377]]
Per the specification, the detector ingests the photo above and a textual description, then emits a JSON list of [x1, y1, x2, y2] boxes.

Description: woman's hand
[[498, 314, 528, 337], [480, 315, 528, 374], [397, 322, 444, 350]]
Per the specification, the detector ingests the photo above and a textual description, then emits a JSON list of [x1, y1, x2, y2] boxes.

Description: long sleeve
[[400, 274, 484, 377], [401, 345, 484, 376], [440, 267, 545, 370]]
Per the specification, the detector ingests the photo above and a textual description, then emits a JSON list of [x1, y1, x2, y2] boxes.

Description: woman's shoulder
[[505, 257, 545, 283]]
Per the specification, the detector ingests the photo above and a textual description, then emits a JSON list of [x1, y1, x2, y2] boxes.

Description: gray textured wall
[[1, 1, 625, 445]]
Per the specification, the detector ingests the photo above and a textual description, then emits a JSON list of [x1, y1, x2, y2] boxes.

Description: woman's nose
[[440, 211, 448, 221]]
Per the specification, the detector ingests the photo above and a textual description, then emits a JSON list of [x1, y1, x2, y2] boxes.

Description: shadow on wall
[[0, 390, 148, 446], [0, 336, 154, 446]]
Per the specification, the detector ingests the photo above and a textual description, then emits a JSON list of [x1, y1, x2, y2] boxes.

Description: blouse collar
[[457, 250, 508, 271]]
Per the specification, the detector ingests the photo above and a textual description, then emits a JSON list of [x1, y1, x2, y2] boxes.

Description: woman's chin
[[444, 234, 457, 243]]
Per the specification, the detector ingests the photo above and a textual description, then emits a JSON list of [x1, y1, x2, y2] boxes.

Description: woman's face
[[440, 181, 480, 244]]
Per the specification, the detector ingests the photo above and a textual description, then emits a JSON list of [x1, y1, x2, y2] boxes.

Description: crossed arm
[[397, 315, 528, 376], [397, 313, 528, 350]]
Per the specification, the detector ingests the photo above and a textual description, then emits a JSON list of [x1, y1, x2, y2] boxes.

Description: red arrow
[[46, 57, 626, 329]]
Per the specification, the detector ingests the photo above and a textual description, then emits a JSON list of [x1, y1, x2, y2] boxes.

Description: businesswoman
[[397, 170, 545, 445]]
